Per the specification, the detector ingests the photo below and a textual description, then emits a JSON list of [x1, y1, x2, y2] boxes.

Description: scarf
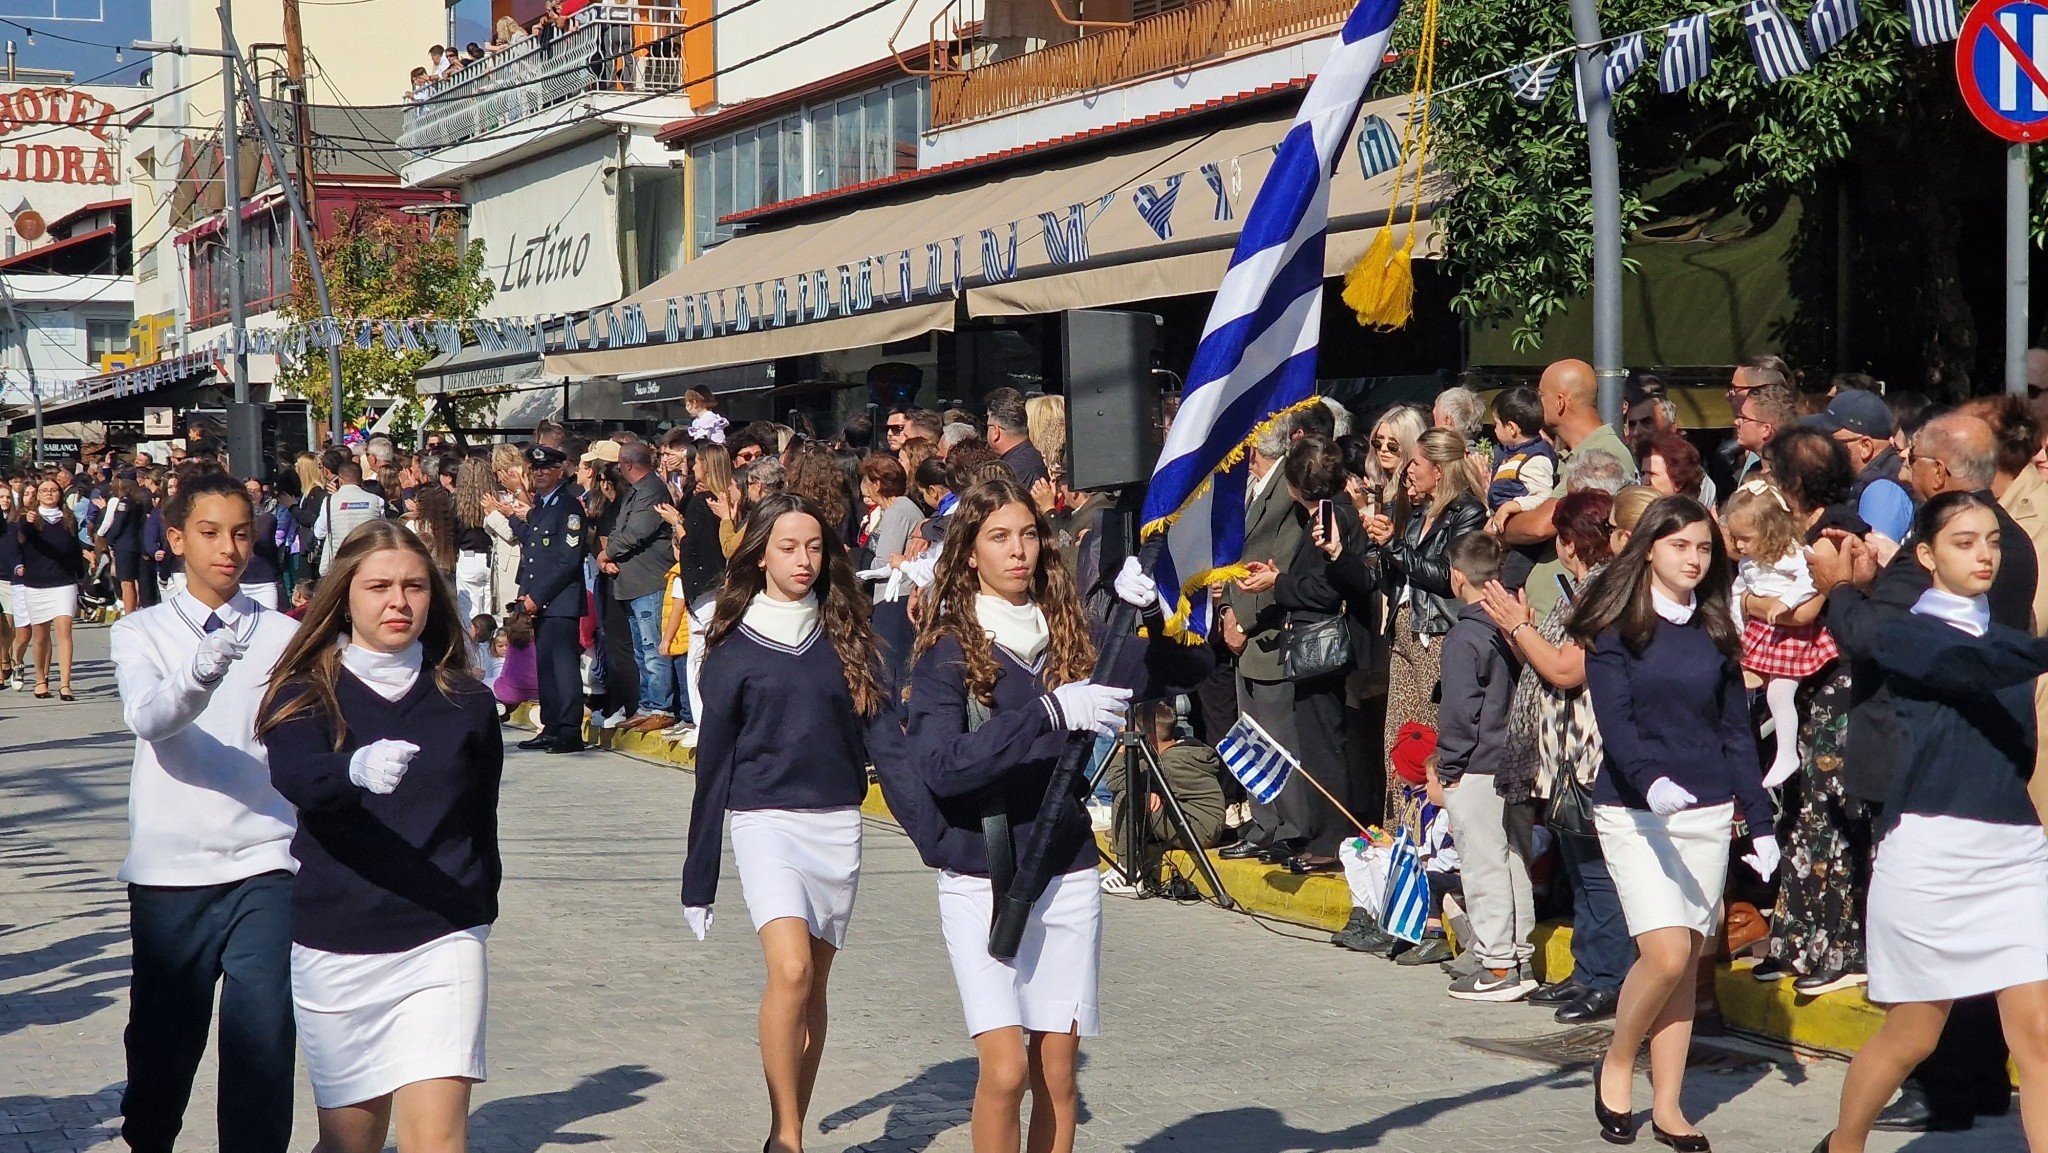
[[744, 591, 819, 647], [341, 642, 424, 702], [1910, 587, 1989, 637], [977, 593, 1049, 663]]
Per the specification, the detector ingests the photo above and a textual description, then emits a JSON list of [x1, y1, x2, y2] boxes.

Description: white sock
[[1764, 677, 1800, 784]]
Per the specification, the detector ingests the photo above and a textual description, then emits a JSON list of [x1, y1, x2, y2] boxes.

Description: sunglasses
[[1370, 436, 1401, 451], [886, 422, 906, 432]]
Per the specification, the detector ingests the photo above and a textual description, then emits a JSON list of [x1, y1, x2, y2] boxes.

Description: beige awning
[[548, 91, 1439, 378]]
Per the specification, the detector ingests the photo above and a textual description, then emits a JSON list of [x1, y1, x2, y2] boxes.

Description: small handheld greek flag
[[1381, 826, 1430, 943], [1908, 0, 1960, 46], [1659, 13, 1712, 93], [1807, 0, 1861, 55], [1743, 0, 1813, 83], [1216, 715, 1298, 806]]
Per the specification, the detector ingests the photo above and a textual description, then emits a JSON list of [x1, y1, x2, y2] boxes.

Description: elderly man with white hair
[[1433, 387, 1486, 445]]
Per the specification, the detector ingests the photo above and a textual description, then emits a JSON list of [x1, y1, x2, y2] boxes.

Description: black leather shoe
[[544, 740, 588, 754], [1594, 1080, 1636, 1145], [1557, 987, 1620, 1024], [1257, 838, 1307, 865], [1530, 980, 1586, 1006], [1650, 1123, 1708, 1151], [1872, 1086, 1973, 1133], [1218, 839, 1266, 861], [516, 735, 552, 750], [1810, 1132, 1833, 1153]]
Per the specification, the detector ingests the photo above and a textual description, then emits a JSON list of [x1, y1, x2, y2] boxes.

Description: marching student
[[257, 519, 503, 1153], [1817, 492, 2048, 1153], [680, 492, 902, 1153], [883, 476, 1205, 1153], [15, 476, 86, 699], [110, 470, 300, 1153]]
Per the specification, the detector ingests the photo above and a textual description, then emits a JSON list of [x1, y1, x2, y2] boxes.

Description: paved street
[[0, 629, 2019, 1152]]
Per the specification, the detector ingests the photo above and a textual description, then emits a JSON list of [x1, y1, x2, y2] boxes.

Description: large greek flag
[[1139, 0, 1403, 638]]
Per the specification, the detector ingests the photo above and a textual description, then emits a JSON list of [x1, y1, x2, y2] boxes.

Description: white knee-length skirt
[[1867, 813, 2048, 1004], [291, 927, 490, 1109], [16, 584, 76, 626], [938, 867, 1102, 1039], [1594, 802, 1733, 938], [730, 806, 863, 948], [1, 581, 18, 619]]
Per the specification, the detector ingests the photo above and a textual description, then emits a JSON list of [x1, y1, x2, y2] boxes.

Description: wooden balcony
[[930, 0, 1355, 129]]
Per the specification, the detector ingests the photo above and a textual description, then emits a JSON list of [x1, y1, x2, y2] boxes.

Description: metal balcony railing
[[928, 0, 1355, 129], [399, 3, 684, 153]]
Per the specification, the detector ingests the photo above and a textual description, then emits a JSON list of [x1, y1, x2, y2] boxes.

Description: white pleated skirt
[[1594, 802, 1733, 938], [16, 584, 76, 626], [1868, 813, 2048, 1003], [938, 867, 1102, 1039], [730, 806, 863, 948], [291, 927, 490, 1109]]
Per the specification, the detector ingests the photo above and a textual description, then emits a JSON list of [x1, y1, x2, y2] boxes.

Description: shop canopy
[[549, 91, 1439, 380]]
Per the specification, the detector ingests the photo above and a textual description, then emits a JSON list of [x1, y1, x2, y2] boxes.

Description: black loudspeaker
[[1062, 309, 1161, 493]]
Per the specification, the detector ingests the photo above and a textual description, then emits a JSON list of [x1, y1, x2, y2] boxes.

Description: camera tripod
[[1091, 706, 1235, 907]]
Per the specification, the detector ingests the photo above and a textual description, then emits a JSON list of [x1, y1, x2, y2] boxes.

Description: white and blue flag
[[1659, 13, 1713, 93], [1908, 0, 1960, 46], [1743, 0, 1813, 83], [1381, 826, 1430, 943], [1133, 175, 1183, 240], [1509, 57, 1565, 104], [1355, 114, 1402, 177], [1139, 0, 1403, 639], [1215, 714, 1299, 806], [1604, 32, 1649, 98], [1807, 0, 1862, 55]]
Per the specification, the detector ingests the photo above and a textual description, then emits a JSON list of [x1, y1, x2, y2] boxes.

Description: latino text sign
[[1960, 0, 2048, 142]]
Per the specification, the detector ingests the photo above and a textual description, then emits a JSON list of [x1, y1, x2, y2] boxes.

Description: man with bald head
[[1498, 358, 1637, 619], [1811, 410, 2036, 1133]]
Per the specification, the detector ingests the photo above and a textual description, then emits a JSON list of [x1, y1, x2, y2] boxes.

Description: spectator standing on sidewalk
[[111, 471, 300, 1153], [605, 442, 679, 732]]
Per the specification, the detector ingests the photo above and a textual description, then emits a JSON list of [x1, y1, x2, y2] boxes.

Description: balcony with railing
[[399, 3, 684, 153], [922, 0, 1356, 129]]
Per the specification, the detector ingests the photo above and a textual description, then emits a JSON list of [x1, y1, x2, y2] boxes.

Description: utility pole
[[1569, 0, 1626, 427], [2008, 143, 2030, 396], [280, 0, 319, 228], [0, 272, 43, 464], [218, 0, 257, 475]]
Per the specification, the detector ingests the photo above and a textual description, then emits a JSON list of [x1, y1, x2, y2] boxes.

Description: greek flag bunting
[[1215, 715, 1299, 805], [1133, 175, 1182, 240], [1354, 114, 1401, 177], [1659, 13, 1712, 93], [1806, 0, 1861, 55], [1380, 827, 1430, 943], [1138, 0, 1403, 638], [1039, 203, 1091, 265], [1510, 57, 1564, 104], [1200, 162, 1234, 222], [1743, 0, 1813, 83], [1908, 0, 1959, 46], [1604, 32, 1649, 98]]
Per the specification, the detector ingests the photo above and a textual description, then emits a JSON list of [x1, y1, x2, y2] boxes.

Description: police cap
[[525, 444, 569, 468]]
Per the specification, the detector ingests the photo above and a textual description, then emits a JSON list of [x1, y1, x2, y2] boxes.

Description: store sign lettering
[[0, 88, 121, 186], [497, 223, 592, 293], [0, 143, 117, 185]]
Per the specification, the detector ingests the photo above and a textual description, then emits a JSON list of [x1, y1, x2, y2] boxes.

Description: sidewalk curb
[[523, 704, 1882, 1058]]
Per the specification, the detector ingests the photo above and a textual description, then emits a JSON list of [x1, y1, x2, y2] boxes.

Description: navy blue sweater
[[1875, 613, 2048, 837], [264, 670, 504, 953], [16, 514, 85, 587], [884, 606, 1212, 879], [1585, 618, 1774, 837], [680, 625, 905, 907]]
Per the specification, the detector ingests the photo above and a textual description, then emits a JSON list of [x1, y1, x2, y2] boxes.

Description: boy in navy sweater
[[1434, 533, 1538, 1002]]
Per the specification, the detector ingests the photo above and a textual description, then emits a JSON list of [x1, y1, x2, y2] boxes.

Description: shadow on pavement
[[468, 1063, 664, 1152], [819, 1053, 1093, 1153], [0, 1083, 123, 1145]]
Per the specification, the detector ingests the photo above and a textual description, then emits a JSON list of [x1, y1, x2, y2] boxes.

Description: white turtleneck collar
[[1652, 587, 1697, 625], [35, 505, 63, 523], [1912, 587, 1990, 637], [744, 591, 819, 648], [977, 593, 1049, 663], [342, 641, 424, 702]]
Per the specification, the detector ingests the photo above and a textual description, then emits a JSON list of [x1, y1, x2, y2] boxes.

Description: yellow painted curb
[[519, 705, 1884, 1057]]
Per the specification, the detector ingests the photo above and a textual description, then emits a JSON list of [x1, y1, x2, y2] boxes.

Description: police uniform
[[514, 445, 587, 752]]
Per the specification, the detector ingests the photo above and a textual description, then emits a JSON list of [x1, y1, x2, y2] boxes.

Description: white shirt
[[1652, 587, 1697, 625], [110, 591, 300, 886], [1732, 548, 1818, 608]]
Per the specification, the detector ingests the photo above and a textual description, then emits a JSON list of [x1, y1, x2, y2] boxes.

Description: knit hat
[[1390, 721, 1437, 785]]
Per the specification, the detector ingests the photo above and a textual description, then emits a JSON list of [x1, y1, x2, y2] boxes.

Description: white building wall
[[713, 0, 945, 105], [0, 276, 137, 406]]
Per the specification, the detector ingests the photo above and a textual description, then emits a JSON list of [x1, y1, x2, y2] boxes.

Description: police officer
[[513, 444, 587, 754]]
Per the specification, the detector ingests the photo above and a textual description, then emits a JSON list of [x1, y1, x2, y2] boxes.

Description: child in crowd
[[1724, 478, 1838, 787], [1335, 722, 1447, 955], [471, 614, 501, 688], [658, 531, 693, 735], [286, 577, 317, 621], [1101, 700, 1229, 893], [1484, 386, 1559, 520], [1435, 533, 1537, 1001], [685, 385, 729, 445], [493, 610, 539, 717]]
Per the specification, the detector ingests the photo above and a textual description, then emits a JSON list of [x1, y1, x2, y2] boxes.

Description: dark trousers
[[1289, 677, 1354, 856], [1559, 831, 1629, 994], [122, 872, 294, 1153], [535, 614, 583, 744], [595, 575, 639, 717], [1916, 996, 2013, 1119], [1234, 674, 1301, 846]]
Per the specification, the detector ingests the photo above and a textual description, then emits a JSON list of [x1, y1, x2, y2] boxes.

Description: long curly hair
[[454, 457, 493, 528], [705, 493, 884, 717], [912, 477, 1095, 706], [255, 520, 476, 749]]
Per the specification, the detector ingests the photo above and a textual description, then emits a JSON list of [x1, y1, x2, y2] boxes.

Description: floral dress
[[1766, 665, 1871, 976]]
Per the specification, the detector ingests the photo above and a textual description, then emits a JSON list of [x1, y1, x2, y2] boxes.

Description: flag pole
[[1285, 761, 1375, 842]]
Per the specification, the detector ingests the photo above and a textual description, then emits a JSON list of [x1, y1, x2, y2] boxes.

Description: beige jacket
[[1996, 466, 2048, 820]]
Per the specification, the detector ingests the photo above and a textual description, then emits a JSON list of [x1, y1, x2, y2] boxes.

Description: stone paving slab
[[0, 630, 2022, 1151]]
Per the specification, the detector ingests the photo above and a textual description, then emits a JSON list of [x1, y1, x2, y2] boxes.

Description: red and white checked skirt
[[1741, 617, 1839, 679]]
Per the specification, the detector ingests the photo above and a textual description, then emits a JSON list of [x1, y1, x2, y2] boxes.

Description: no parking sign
[[1959, 0, 2048, 141]]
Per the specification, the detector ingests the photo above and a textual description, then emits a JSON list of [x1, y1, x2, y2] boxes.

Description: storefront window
[[623, 166, 685, 292]]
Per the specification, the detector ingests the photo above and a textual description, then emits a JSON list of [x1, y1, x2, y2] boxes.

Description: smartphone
[[1317, 499, 1336, 539]]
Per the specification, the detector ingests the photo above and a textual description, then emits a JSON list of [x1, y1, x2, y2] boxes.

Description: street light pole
[[2008, 143, 2030, 397], [218, 0, 255, 473], [1569, 0, 1626, 427], [0, 272, 43, 464]]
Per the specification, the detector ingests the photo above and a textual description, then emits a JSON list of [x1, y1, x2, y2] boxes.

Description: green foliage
[[275, 208, 495, 434], [1394, 0, 1932, 353]]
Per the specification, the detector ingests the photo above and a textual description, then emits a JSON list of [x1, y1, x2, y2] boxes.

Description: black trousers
[[596, 580, 639, 717], [1289, 676, 1355, 856], [122, 872, 294, 1153], [536, 614, 583, 744]]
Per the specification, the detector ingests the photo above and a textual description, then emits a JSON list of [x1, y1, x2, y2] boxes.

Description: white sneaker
[[679, 726, 700, 749], [1100, 871, 1138, 896], [1087, 800, 1112, 832], [661, 723, 695, 742], [597, 708, 630, 730]]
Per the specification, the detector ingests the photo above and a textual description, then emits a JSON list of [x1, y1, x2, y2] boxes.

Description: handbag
[[1546, 763, 1597, 841], [1282, 613, 1353, 681]]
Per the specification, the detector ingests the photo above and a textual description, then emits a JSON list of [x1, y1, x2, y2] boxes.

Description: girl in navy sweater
[[14, 476, 86, 699], [1568, 496, 1776, 1151], [679, 492, 902, 1153], [257, 519, 502, 1153], [884, 476, 1199, 1153]]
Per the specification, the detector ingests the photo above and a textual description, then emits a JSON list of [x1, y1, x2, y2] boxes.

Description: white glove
[[900, 557, 938, 589], [1645, 777, 1697, 816], [348, 739, 420, 796], [1047, 681, 1132, 735], [1741, 834, 1782, 882], [684, 905, 714, 941], [191, 629, 248, 684], [1112, 556, 1159, 611]]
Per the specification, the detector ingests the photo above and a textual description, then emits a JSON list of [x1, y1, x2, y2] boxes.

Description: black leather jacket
[[1375, 493, 1487, 639]]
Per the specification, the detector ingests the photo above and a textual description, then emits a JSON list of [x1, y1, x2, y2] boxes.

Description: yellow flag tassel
[[1341, 228, 1416, 330]]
